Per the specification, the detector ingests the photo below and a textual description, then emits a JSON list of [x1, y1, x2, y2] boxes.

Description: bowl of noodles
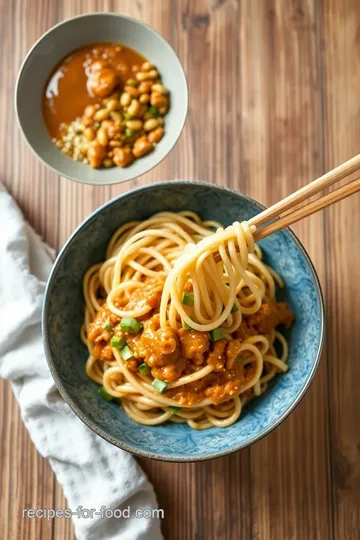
[[42, 181, 324, 461]]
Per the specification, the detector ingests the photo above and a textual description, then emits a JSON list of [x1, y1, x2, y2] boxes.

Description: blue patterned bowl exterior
[[42, 181, 324, 461]]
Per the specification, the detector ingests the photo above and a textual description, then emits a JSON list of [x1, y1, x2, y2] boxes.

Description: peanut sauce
[[87, 279, 294, 407], [43, 42, 146, 138]]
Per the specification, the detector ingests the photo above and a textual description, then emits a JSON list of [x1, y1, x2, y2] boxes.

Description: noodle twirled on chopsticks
[[82, 211, 294, 429]]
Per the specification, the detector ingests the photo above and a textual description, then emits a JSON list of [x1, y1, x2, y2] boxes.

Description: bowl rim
[[14, 12, 189, 186], [42, 180, 325, 462]]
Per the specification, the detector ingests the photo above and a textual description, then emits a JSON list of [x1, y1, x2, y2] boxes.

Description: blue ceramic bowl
[[42, 182, 324, 461]]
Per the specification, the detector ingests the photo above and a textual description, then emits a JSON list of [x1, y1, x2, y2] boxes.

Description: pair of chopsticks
[[250, 153, 360, 240]]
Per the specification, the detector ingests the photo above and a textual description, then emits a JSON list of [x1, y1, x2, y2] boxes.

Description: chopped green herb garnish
[[126, 79, 138, 87], [231, 303, 239, 313], [98, 386, 113, 401], [148, 106, 159, 117], [183, 316, 196, 331], [121, 345, 134, 361], [138, 363, 150, 374], [168, 406, 180, 413], [152, 378, 168, 393], [104, 322, 113, 332], [110, 336, 126, 349], [182, 292, 194, 306], [125, 128, 135, 137], [210, 328, 225, 342], [124, 111, 134, 120], [120, 316, 143, 334], [236, 355, 245, 364]]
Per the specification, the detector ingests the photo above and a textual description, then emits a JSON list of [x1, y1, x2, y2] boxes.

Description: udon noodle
[[82, 211, 293, 429]]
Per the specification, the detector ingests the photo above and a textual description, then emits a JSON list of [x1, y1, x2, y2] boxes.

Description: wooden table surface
[[1, 1, 360, 539]]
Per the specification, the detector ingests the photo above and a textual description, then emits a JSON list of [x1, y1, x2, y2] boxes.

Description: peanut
[[84, 104, 97, 118], [103, 158, 114, 168], [151, 83, 169, 95], [150, 92, 168, 109], [141, 61, 154, 72], [138, 81, 153, 94], [136, 69, 159, 81], [109, 111, 122, 124], [96, 128, 108, 146], [139, 94, 150, 104], [84, 127, 95, 141], [144, 118, 158, 131], [87, 142, 106, 168], [124, 86, 140, 98], [106, 99, 120, 112], [127, 99, 142, 118], [82, 116, 94, 127], [120, 93, 131, 107], [132, 138, 154, 158], [109, 140, 122, 147], [94, 108, 109, 122], [126, 119, 143, 131], [147, 127, 164, 143], [113, 147, 135, 167]]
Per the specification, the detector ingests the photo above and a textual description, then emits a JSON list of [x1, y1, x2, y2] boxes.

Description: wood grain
[[240, 3, 331, 539], [320, 0, 360, 537], [1, 0, 359, 539]]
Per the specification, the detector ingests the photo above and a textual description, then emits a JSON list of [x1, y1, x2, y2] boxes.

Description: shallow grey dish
[[15, 12, 188, 185], [42, 181, 325, 462]]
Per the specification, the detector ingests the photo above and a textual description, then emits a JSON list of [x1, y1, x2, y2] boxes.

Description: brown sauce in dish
[[43, 42, 146, 138]]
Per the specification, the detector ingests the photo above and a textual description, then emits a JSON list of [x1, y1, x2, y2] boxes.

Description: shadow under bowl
[[42, 181, 324, 461]]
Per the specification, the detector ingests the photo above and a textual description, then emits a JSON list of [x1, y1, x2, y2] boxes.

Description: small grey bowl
[[15, 13, 188, 185]]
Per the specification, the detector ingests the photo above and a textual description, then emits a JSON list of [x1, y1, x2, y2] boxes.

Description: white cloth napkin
[[0, 185, 163, 540]]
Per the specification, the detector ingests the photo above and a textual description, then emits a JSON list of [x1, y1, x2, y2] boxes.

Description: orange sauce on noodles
[[86, 279, 294, 407]]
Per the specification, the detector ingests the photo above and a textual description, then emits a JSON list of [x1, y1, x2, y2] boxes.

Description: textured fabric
[[0, 186, 163, 540]]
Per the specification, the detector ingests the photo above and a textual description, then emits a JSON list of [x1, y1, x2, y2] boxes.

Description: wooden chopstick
[[210, 154, 360, 263], [248, 153, 360, 228], [253, 176, 360, 241]]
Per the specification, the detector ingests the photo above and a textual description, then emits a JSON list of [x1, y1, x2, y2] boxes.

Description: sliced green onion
[[210, 328, 225, 342], [126, 79, 138, 87], [152, 378, 168, 393], [231, 303, 239, 313], [183, 316, 196, 331], [110, 336, 126, 349], [124, 111, 134, 120], [148, 106, 159, 117], [125, 128, 135, 137], [168, 406, 180, 413], [138, 363, 150, 374], [236, 355, 245, 364], [98, 386, 113, 401], [104, 322, 113, 332], [121, 345, 134, 361], [182, 292, 194, 306], [120, 316, 143, 334]]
